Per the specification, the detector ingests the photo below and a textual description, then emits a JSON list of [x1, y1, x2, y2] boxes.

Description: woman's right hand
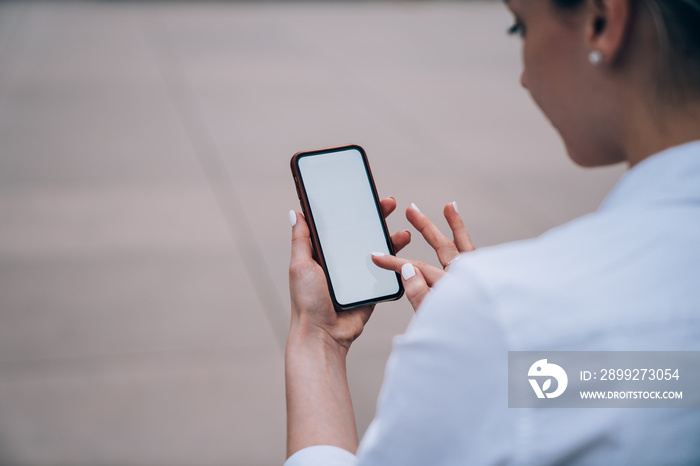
[[372, 201, 475, 311]]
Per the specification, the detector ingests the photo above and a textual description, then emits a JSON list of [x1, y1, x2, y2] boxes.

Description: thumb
[[290, 211, 313, 265], [400, 263, 430, 312]]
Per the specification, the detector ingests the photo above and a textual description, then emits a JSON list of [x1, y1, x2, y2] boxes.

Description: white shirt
[[286, 141, 700, 466]]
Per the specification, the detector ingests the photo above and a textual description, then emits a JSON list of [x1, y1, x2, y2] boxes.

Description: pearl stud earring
[[589, 50, 603, 66]]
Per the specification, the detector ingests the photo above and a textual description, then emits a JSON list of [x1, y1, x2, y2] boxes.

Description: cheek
[[521, 37, 596, 163], [521, 44, 552, 117], [522, 36, 577, 127]]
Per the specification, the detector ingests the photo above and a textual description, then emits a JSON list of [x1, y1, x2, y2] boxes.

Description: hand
[[372, 201, 475, 311], [288, 197, 411, 351]]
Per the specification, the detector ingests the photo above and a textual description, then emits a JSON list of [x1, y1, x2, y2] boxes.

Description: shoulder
[[432, 204, 700, 351]]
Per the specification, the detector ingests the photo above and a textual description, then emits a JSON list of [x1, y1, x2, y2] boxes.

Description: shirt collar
[[599, 140, 700, 212]]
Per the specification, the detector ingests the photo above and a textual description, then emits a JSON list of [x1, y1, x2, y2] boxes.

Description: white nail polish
[[401, 263, 416, 280], [371, 252, 385, 257], [452, 201, 459, 213], [410, 203, 421, 213], [289, 210, 297, 227]]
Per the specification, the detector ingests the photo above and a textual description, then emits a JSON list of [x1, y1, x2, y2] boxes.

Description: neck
[[623, 99, 700, 167]]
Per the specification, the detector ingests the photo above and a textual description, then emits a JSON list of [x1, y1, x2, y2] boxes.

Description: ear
[[587, 0, 633, 65]]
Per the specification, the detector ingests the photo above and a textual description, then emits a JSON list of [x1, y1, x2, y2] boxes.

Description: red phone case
[[290, 144, 404, 311]]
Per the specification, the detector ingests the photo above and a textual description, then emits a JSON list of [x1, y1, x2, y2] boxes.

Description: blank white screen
[[298, 148, 399, 306]]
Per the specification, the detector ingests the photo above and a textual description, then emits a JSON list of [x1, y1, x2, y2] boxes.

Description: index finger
[[379, 196, 397, 218], [371, 254, 445, 288], [371, 255, 434, 311]]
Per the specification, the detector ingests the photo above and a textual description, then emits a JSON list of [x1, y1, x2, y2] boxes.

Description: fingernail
[[289, 210, 297, 227], [401, 263, 416, 280], [371, 252, 385, 257], [410, 203, 421, 213], [452, 201, 459, 214]]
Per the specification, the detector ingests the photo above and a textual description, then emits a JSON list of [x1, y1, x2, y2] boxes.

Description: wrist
[[287, 319, 350, 359], [285, 320, 358, 457]]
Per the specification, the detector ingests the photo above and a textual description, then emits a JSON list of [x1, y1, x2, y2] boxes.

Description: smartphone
[[291, 144, 404, 311]]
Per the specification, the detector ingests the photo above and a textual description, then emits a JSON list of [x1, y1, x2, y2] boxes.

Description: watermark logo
[[528, 359, 568, 399], [510, 352, 700, 408]]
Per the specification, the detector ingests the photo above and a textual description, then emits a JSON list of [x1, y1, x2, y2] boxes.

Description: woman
[[286, 0, 700, 464]]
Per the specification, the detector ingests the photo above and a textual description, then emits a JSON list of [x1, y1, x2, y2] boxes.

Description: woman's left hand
[[372, 201, 475, 311], [287, 197, 412, 456], [288, 197, 411, 352]]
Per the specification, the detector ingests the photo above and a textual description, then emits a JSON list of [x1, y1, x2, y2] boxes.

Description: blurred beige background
[[0, 1, 625, 465]]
